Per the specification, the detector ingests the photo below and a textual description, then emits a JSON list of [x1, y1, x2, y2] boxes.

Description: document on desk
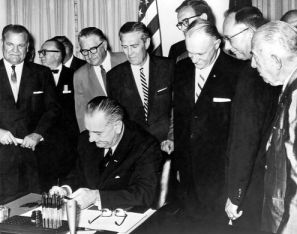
[[78, 208, 155, 233], [21, 206, 156, 234]]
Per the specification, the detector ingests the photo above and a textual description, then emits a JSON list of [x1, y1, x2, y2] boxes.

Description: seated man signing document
[[50, 96, 162, 210]]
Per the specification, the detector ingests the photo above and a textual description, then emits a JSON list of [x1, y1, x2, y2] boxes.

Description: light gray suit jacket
[[74, 51, 126, 131]]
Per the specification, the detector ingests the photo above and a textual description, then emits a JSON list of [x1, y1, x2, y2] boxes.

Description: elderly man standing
[[174, 19, 241, 222], [74, 27, 126, 132], [0, 24, 60, 202], [251, 21, 297, 234], [222, 7, 281, 230]]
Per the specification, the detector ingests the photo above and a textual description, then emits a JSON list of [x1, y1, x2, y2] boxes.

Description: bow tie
[[51, 69, 59, 74]]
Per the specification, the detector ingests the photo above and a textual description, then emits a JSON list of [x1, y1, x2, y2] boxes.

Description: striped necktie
[[195, 74, 205, 102], [140, 67, 149, 121], [11, 65, 17, 83]]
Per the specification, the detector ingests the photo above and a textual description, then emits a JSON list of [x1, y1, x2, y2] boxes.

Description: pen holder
[[66, 199, 77, 234], [41, 193, 63, 229]]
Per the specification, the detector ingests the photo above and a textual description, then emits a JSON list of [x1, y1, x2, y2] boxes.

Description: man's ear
[[114, 120, 123, 134], [145, 38, 151, 50], [199, 13, 208, 21], [271, 54, 282, 70], [214, 39, 221, 50]]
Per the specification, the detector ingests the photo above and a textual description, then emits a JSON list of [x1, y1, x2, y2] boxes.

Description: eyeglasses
[[80, 41, 104, 56], [38, 49, 61, 56], [88, 208, 127, 226], [176, 14, 200, 30], [222, 28, 250, 43]]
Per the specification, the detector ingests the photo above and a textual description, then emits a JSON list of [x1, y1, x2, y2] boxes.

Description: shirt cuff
[[61, 185, 72, 196]]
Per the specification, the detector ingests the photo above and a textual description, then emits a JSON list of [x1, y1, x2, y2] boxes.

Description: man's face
[[251, 41, 281, 86], [85, 111, 122, 149], [177, 6, 198, 33], [186, 32, 220, 70], [223, 13, 252, 60], [79, 34, 107, 66], [2, 31, 28, 65], [120, 31, 149, 66], [39, 41, 62, 68]]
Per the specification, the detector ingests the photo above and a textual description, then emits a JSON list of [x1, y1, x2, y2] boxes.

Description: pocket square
[[62, 90, 72, 94], [115, 175, 121, 179], [33, 91, 43, 94], [213, 97, 231, 102], [157, 87, 168, 93]]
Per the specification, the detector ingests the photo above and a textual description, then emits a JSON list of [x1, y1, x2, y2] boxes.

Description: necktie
[[140, 67, 149, 121], [100, 65, 107, 88], [51, 69, 59, 74], [11, 65, 17, 83], [100, 148, 113, 171], [195, 74, 205, 102]]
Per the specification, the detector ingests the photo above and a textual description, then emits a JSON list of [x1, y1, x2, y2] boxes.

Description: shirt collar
[[130, 54, 150, 70], [64, 55, 74, 68], [195, 49, 220, 78], [3, 59, 24, 72], [101, 51, 111, 71]]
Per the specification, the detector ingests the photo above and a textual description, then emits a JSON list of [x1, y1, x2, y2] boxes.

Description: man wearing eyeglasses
[[0, 24, 60, 202], [168, 0, 215, 62], [38, 39, 79, 190], [222, 7, 281, 230], [174, 19, 241, 222], [74, 27, 126, 132]]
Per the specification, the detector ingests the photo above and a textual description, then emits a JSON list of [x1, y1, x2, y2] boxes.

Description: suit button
[[265, 165, 268, 170], [194, 116, 198, 119], [190, 133, 194, 139]]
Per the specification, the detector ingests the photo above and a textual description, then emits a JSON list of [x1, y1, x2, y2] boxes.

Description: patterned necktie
[[100, 148, 113, 171], [100, 65, 107, 88], [11, 65, 17, 83], [195, 74, 205, 102], [140, 67, 149, 121]]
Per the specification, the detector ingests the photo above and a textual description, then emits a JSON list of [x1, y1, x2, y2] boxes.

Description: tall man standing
[[174, 19, 240, 221], [74, 27, 126, 132], [222, 7, 281, 230], [0, 24, 60, 202], [251, 20, 297, 234], [107, 22, 174, 144]]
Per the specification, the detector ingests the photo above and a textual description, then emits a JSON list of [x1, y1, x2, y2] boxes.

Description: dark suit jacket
[[227, 62, 281, 229], [70, 121, 162, 209], [37, 66, 79, 190], [0, 59, 60, 201], [174, 52, 241, 216], [107, 55, 174, 142], [168, 40, 186, 62], [70, 56, 86, 72]]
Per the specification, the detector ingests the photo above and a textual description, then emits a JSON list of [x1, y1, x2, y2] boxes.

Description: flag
[[138, 0, 162, 56]]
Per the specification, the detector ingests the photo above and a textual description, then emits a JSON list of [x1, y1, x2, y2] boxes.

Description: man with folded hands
[[50, 96, 162, 209], [173, 19, 241, 222], [0, 24, 60, 202]]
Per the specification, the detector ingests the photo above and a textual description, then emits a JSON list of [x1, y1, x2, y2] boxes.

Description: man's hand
[[21, 133, 43, 151], [69, 188, 98, 209], [49, 186, 68, 197], [225, 198, 243, 220], [0, 129, 18, 146], [161, 140, 174, 154]]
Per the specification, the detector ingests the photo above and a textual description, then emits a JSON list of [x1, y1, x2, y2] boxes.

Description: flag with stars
[[138, 0, 162, 56]]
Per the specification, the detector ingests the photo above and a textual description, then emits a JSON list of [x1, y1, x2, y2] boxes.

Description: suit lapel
[[88, 64, 105, 94], [0, 60, 16, 104], [147, 57, 158, 117], [17, 62, 34, 105], [98, 124, 133, 185]]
